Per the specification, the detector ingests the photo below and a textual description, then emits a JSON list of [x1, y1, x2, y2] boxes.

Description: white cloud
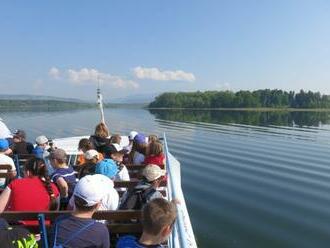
[[49, 67, 139, 89], [133, 66, 196, 82], [49, 67, 61, 79]]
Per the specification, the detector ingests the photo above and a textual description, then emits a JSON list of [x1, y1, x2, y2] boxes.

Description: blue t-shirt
[[51, 167, 77, 197], [116, 235, 163, 248], [49, 215, 109, 248], [95, 159, 118, 179], [32, 146, 44, 159]]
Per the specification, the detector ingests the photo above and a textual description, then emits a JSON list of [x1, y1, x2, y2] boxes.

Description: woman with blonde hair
[[89, 122, 111, 154]]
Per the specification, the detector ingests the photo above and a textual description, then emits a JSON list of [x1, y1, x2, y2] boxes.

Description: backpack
[[119, 186, 156, 210], [53, 219, 95, 248]]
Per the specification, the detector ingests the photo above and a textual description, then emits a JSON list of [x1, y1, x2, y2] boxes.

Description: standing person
[[89, 122, 111, 154], [116, 198, 177, 248], [0, 139, 16, 188], [0, 157, 59, 213], [49, 174, 110, 248], [9, 130, 34, 156], [50, 149, 76, 209]]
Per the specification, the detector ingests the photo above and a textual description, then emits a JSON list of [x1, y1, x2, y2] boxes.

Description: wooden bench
[[2, 210, 143, 234]]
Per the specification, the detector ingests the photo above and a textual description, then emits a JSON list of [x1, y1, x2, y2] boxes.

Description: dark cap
[[13, 130, 26, 140], [105, 144, 127, 155]]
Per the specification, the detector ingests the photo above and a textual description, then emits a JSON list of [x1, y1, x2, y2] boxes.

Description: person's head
[[142, 164, 166, 187], [148, 134, 159, 144], [73, 174, 108, 212], [13, 130, 26, 142], [0, 139, 9, 153], [109, 134, 121, 145], [49, 148, 67, 168], [147, 141, 163, 156], [142, 198, 177, 243], [128, 131, 138, 144], [84, 149, 99, 164], [35, 135, 48, 148], [104, 144, 127, 162], [25, 157, 57, 210], [132, 134, 148, 155], [94, 123, 109, 138], [78, 138, 93, 153]]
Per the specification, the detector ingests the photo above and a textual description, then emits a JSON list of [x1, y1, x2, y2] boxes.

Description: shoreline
[[147, 107, 330, 112]]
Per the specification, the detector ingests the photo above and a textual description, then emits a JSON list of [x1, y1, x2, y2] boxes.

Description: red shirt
[[7, 177, 59, 211], [143, 154, 165, 169]]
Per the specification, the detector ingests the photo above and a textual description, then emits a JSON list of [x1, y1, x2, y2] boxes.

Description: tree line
[[148, 89, 330, 108]]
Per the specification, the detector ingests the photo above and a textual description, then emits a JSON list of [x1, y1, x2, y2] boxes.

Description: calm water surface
[[2, 109, 330, 248]]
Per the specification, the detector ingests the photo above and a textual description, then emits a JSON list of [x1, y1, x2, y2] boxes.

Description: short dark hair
[[142, 198, 176, 235], [74, 195, 98, 212]]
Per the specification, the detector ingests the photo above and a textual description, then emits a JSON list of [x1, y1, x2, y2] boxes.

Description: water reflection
[[149, 109, 330, 127]]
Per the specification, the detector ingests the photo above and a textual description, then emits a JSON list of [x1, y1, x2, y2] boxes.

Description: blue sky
[[0, 0, 330, 101]]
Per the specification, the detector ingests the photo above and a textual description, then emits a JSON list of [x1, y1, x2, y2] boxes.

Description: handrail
[[163, 133, 197, 248]]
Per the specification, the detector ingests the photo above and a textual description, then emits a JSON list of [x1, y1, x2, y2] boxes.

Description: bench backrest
[[2, 210, 143, 234], [0, 164, 13, 180]]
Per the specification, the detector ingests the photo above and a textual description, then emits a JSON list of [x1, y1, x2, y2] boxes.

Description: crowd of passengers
[[0, 121, 175, 248]]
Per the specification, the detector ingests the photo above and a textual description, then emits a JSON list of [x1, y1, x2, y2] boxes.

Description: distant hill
[[0, 94, 87, 103]]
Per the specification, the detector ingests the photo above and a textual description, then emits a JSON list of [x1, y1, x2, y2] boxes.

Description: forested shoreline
[[149, 90, 330, 109]]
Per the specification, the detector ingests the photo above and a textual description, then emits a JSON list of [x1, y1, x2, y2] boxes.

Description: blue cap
[[0, 139, 9, 150], [95, 159, 118, 179], [134, 133, 146, 145]]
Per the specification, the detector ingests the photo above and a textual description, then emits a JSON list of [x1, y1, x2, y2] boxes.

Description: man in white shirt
[[0, 139, 16, 187]]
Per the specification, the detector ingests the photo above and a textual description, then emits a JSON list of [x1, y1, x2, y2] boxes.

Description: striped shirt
[[51, 167, 77, 197]]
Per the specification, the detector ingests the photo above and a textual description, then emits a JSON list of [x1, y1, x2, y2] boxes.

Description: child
[[144, 141, 165, 169], [50, 149, 76, 209], [117, 198, 177, 248]]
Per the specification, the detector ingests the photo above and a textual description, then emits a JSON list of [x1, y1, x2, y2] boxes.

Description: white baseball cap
[[73, 174, 113, 207], [128, 131, 138, 141], [36, 135, 48, 145], [84, 149, 99, 160], [142, 164, 166, 182]]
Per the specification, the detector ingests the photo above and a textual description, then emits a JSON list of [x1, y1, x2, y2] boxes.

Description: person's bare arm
[[56, 177, 68, 198], [0, 187, 11, 212]]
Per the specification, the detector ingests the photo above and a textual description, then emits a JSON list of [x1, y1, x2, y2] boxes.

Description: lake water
[[2, 108, 330, 248]]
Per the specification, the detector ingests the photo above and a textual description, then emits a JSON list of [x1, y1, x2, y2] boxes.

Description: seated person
[[0, 139, 17, 188], [49, 174, 110, 247], [109, 134, 121, 145], [144, 141, 165, 169], [50, 149, 76, 209], [89, 123, 111, 154], [95, 144, 130, 181], [116, 198, 177, 248], [0, 157, 59, 213], [76, 138, 104, 166], [68, 174, 119, 211], [32, 135, 49, 159], [128, 134, 148, 165], [119, 164, 165, 210], [148, 134, 159, 144], [0, 218, 38, 248], [8, 130, 33, 156], [77, 149, 99, 179]]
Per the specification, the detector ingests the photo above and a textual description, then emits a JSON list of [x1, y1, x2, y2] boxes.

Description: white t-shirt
[[0, 119, 12, 139], [133, 151, 145, 165], [0, 153, 16, 186], [115, 165, 130, 181]]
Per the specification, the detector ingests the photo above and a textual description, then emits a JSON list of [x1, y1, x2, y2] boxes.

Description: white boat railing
[[163, 133, 198, 248]]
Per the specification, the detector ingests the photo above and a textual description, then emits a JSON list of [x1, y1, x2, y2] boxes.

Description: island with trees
[[148, 89, 330, 109]]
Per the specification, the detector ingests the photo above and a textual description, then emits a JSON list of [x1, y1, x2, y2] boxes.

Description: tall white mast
[[97, 78, 105, 124]]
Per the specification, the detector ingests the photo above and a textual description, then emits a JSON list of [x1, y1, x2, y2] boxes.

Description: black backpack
[[119, 186, 156, 210]]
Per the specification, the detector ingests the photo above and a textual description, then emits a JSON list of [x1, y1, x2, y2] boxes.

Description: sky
[[0, 0, 330, 101]]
